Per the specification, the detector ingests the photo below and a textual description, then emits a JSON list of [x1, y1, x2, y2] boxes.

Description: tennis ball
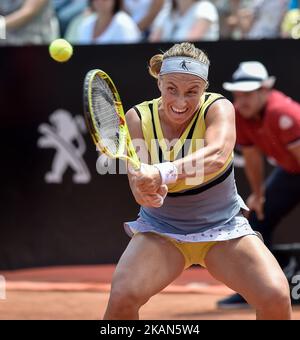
[[49, 39, 73, 62]]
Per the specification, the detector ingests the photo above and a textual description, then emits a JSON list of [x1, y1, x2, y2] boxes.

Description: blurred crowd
[[0, 0, 299, 45]]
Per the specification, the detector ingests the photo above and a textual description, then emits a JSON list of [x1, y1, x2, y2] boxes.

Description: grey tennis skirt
[[124, 169, 257, 242]]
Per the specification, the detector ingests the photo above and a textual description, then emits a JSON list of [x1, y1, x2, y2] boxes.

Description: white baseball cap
[[223, 61, 276, 92]]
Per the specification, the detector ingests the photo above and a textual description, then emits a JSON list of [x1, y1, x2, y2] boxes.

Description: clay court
[[1, 265, 299, 320]]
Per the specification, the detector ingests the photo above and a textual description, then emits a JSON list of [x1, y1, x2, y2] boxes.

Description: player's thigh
[[111, 232, 185, 298], [205, 235, 289, 305]]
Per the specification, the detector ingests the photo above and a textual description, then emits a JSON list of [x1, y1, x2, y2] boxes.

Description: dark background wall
[[0, 40, 299, 270]]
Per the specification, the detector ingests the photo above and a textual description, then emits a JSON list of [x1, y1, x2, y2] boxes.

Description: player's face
[[233, 89, 267, 119], [158, 73, 206, 126]]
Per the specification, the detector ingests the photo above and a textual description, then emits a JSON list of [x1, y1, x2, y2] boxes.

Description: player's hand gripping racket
[[83, 69, 140, 169]]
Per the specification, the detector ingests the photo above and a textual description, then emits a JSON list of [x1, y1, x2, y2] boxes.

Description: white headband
[[160, 57, 209, 81]]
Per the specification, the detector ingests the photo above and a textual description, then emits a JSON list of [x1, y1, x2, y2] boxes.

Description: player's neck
[[159, 109, 194, 140]]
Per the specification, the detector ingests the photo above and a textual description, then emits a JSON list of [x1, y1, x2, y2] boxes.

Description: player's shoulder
[[126, 98, 158, 121], [204, 92, 232, 108], [125, 107, 144, 139], [204, 92, 234, 122], [204, 92, 229, 105], [135, 98, 157, 108], [204, 91, 225, 98], [133, 98, 158, 116]]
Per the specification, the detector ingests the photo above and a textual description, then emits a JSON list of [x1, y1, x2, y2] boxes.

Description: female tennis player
[[103, 42, 292, 320]]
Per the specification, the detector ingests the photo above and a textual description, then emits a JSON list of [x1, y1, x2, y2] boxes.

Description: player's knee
[[257, 278, 291, 311], [109, 275, 149, 312], [109, 287, 147, 316]]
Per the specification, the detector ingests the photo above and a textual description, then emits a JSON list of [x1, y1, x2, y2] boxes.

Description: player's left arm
[[174, 99, 236, 179]]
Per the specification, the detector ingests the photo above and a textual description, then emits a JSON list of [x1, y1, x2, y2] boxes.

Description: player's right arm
[[125, 108, 167, 208], [241, 145, 265, 220]]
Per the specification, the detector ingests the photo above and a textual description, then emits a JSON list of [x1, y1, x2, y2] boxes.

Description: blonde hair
[[148, 42, 210, 80]]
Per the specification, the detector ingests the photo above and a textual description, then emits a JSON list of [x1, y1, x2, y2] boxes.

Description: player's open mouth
[[171, 106, 188, 115]]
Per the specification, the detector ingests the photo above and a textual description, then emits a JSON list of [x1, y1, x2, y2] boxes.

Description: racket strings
[[91, 76, 120, 154]]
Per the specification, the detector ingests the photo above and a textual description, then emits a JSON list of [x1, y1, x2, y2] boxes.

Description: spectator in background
[[218, 61, 300, 308], [76, 0, 141, 44], [210, 0, 237, 39], [149, 0, 219, 42], [53, 0, 88, 36], [281, 0, 300, 39], [123, 0, 166, 39], [0, 0, 59, 45], [235, 0, 289, 39], [211, 0, 250, 39], [64, 4, 93, 43]]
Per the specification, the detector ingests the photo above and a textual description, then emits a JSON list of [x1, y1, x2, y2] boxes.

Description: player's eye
[[168, 87, 176, 94], [187, 91, 197, 96]]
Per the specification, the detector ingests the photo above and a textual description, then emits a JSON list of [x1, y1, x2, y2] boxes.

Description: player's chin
[[169, 111, 191, 123], [170, 107, 197, 121]]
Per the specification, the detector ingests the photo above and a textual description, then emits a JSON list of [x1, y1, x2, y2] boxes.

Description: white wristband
[[153, 162, 178, 185], [0, 16, 6, 40]]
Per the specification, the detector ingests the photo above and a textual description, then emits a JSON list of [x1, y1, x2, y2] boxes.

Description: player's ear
[[157, 77, 162, 92]]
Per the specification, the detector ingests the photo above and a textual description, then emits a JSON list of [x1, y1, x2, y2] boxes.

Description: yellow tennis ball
[[49, 39, 73, 62]]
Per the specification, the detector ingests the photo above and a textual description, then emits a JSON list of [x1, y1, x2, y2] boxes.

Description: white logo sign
[[291, 274, 300, 301], [279, 115, 294, 130], [37, 109, 91, 183]]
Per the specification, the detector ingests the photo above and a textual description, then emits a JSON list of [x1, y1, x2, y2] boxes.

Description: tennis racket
[[83, 69, 140, 169]]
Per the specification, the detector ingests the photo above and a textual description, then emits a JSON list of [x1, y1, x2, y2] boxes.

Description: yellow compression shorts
[[166, 237, 217, 269], [134, 232, 217, 269]]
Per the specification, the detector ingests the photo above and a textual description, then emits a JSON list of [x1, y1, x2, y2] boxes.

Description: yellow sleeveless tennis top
[[134, 92, 233, 194]]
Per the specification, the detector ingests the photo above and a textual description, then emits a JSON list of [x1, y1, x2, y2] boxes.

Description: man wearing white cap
[[218, 61, 300, 308]]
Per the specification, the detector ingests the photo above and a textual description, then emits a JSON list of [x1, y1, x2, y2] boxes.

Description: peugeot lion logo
[[37, 109, 91, 184]]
